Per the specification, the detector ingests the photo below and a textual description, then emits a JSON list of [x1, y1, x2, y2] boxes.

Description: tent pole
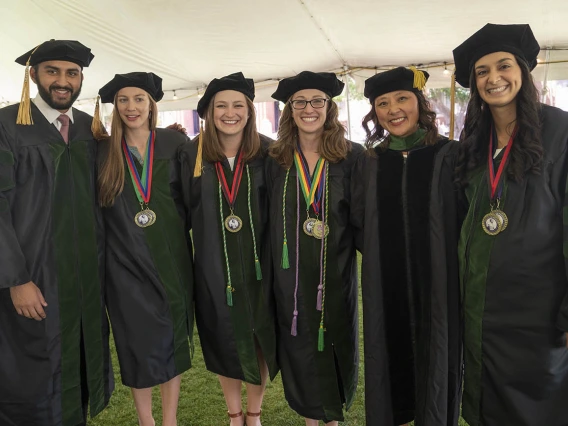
[[343, 66, 352, 140]]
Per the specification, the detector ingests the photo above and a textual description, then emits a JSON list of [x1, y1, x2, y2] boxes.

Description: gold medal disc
[[135, 209, 156, 228], [303, 218, 317, 236], [312, 220, 330, 239], [482, 211, 502, 236], [225, 214, 243, 233]]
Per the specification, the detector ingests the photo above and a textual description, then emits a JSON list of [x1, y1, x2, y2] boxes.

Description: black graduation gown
[[179, 135, 278, 384], [351, 138, 463, 426], [266, 142, 363, 423], [0, 103, 113, 426], [101, 128, 194, 388], [459, 104, 568, 426]]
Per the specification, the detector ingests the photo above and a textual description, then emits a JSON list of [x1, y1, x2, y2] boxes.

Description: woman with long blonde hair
[[266, 71, 362, 426], [179, 72, 278, 426], [95, 72, 193, 426]]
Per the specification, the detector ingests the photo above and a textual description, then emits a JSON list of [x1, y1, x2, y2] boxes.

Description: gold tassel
[[91, 96, 107, 140], [449, 70, 456, 140], [409, 66, 426, 91], [193, 121, 204, 177], [16, 44, 42, 126]]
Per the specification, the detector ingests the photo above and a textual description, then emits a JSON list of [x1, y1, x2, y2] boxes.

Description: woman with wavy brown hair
[[266, 71, 362, 426], [179, 72, 278, 426], [351, 66, 463, 426], [95, 72, 194, 426], [453, 23, 568, 426]]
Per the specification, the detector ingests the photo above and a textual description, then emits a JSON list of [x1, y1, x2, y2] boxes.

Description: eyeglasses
[[289, 98, 329, 110]]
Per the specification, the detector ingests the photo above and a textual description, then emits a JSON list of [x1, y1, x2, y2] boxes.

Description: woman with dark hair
[[266, 71, 362, 426], [94, 72, 194, 426], [351, 67, 462, 426], [179, 72, 278, 426], [453, 23, 568, 426]]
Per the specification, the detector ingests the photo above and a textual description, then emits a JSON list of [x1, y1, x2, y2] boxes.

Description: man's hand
[[10, 281, 47, 321]]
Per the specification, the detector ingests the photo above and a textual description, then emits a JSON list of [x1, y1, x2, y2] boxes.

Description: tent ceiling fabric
[[2, 0, 568, 111]]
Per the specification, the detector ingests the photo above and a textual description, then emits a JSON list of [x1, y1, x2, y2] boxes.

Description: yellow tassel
[[449, 70, 456, 140], [193, 121, 204, 177], [16, 64, 33, 125], [409, 66, 426, 91], [16, 44, 42, 126], [91, 96, 107, 140]]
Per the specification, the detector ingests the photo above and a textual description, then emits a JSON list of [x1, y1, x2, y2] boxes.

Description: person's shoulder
[[156, 127, 190, 146], [71, 108, 94, 128], [0, 104, 20, 124], [540, 103, 568, 130]]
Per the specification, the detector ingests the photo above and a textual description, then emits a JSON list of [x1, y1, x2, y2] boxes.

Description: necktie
[[57, 114, 70, 144]]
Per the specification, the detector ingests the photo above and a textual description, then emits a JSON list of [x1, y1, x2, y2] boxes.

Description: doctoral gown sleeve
[[350, 148, 367, 253], [560, 131, 568, 332], [0, 122, 30, 288]]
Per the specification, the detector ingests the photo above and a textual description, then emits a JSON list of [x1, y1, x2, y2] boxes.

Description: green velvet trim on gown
[[388, 128, 426, 151], [458, 165, 508, 426], [51, 140, 106, 425], [131, 158, 193, 375]]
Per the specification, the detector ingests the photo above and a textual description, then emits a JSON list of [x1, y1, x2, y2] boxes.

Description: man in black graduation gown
[[0, 40, 113, 426]]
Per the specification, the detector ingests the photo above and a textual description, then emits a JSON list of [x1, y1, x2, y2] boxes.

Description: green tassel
[[281, 240, 290, 269], [318, 324, 325, 352], [226, 285, 233, 307], [255, 258, 263, 280]]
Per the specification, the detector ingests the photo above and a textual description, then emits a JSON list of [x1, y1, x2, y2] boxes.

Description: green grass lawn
[[89, 255, 469, 425]]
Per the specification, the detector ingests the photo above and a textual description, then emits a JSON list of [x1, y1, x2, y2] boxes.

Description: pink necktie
[[57, 114, 70, 144]]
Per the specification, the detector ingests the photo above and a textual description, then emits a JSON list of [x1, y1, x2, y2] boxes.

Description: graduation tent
[[2, 0, 568, 111]]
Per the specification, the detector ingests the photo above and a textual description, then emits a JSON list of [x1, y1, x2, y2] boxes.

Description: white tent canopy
[[2, 0, 568, 111]]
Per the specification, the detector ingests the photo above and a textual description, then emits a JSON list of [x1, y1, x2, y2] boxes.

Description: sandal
[[245, 409, 261, 425], [228, 410, 244, 425]]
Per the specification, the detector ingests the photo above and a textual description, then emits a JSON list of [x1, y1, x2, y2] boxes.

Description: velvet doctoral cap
[[197, 72, 255, 118], [15, 39, 94, 67], [98, 72, 164, 103], [364, 67, 429, 104], [453, 23, 540, 88], [271, 71, 344, 103]]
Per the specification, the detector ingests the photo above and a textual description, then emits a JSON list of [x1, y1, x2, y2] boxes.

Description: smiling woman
[[352, 66, 462, 426], [453, 23, 568, 426], [266, 71, 362, 426], [94, 71, 194, 426], [178, 72, 278, 426]]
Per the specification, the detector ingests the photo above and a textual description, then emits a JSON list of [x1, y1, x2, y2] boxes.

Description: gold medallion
[[303, 218, 317, 236], [224, 214, 243, 233], [135, 209, 156, 228], [312, 220, 329, 239], [482, 211, 502, 236], [492, 209, 508, 232]]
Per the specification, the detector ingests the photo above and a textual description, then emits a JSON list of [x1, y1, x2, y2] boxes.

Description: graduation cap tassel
[[449, 70, 456, 140], [316, 285, 323, 311], [409, 66, 427, 91], [16, 64, 33, 125], [193, 121, 204, 177], [91, 96, 106, 139], [16, 44, 41, 126]]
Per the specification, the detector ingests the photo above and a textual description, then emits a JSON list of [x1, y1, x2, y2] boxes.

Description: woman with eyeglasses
[[266, 71, 363, 426]]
